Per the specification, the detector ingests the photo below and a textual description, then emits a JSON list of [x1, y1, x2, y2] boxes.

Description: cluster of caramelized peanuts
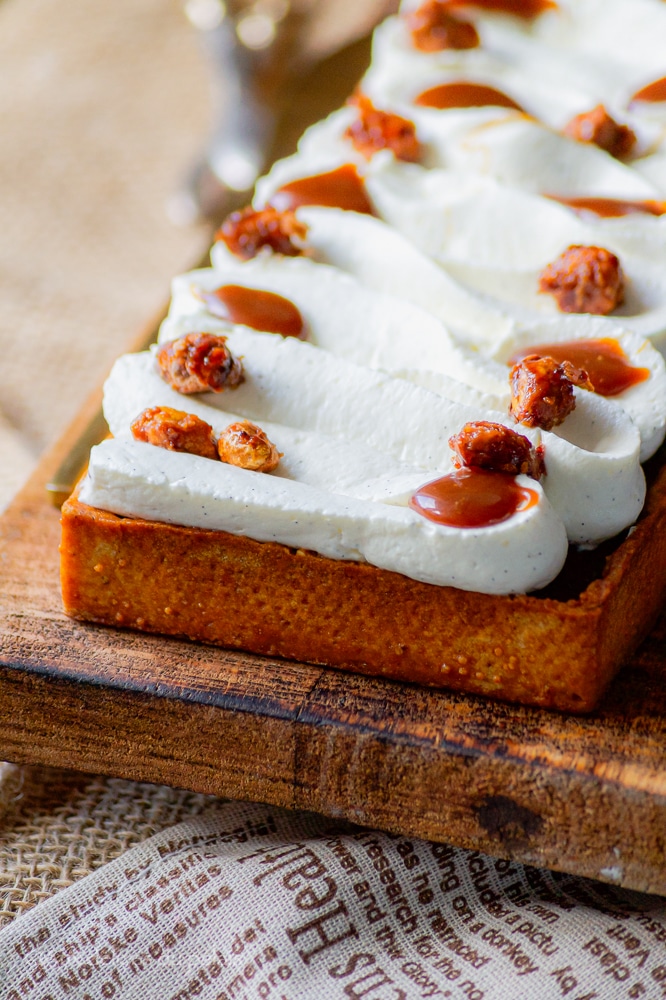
[[131, 408, 281, 473], [131, 333, 281, 474]]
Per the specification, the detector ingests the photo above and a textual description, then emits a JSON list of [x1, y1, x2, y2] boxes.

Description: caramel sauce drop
[[269, 164, 374, 215], [409, 468, 538, 528], [447, 0, 557, 18], [630, 75, 666, 105], [546, 194, 666, 218], [198, 284, 305, 338], [414, 81, 524, 111], [509, 339, 649, 397]]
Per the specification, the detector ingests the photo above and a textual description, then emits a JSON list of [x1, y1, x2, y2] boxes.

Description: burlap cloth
[[0, 0, 397, 928]]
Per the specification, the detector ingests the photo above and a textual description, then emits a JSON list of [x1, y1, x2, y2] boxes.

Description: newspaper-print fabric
[[1, 802, 665, 999]]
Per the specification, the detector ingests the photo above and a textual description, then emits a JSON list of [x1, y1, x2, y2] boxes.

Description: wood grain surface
[[1, 395, 665, 896]]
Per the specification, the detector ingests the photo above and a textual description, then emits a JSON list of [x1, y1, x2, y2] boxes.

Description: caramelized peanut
[[217, 421, 281, 473], [156, 333, 243, 394], [539, 245, 624, 315], [406, 1, 479, 51], [510, 354, 592, 430], [345, 93, 423, 163], [564, 105, 636, 159], [216, 206, 307, 259], [449, 421, 544, 479], [131, 406, 218, 460]]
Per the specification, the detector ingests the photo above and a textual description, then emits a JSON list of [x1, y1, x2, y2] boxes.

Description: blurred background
[[0, 0, 396, 510]]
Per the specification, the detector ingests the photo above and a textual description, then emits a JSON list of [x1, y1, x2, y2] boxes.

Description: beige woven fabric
[[0, 0, 213, 510], [0, 764, 227, 927]]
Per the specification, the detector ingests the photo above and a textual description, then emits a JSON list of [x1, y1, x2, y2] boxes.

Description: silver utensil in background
[[168, 0, 397, 225]]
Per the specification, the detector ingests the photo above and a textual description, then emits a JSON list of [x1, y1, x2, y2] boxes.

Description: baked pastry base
[[60, 452, 666, 713]]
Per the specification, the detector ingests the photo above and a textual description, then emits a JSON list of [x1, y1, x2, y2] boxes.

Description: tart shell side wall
[[60, 461, 666, 712]]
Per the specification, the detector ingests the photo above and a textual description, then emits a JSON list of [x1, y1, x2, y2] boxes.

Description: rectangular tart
[[60, 446, 666, 713], [61, 0, 666, 714]]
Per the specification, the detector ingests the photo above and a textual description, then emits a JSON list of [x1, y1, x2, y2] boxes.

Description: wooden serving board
[[1, 385, 665, 896]]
